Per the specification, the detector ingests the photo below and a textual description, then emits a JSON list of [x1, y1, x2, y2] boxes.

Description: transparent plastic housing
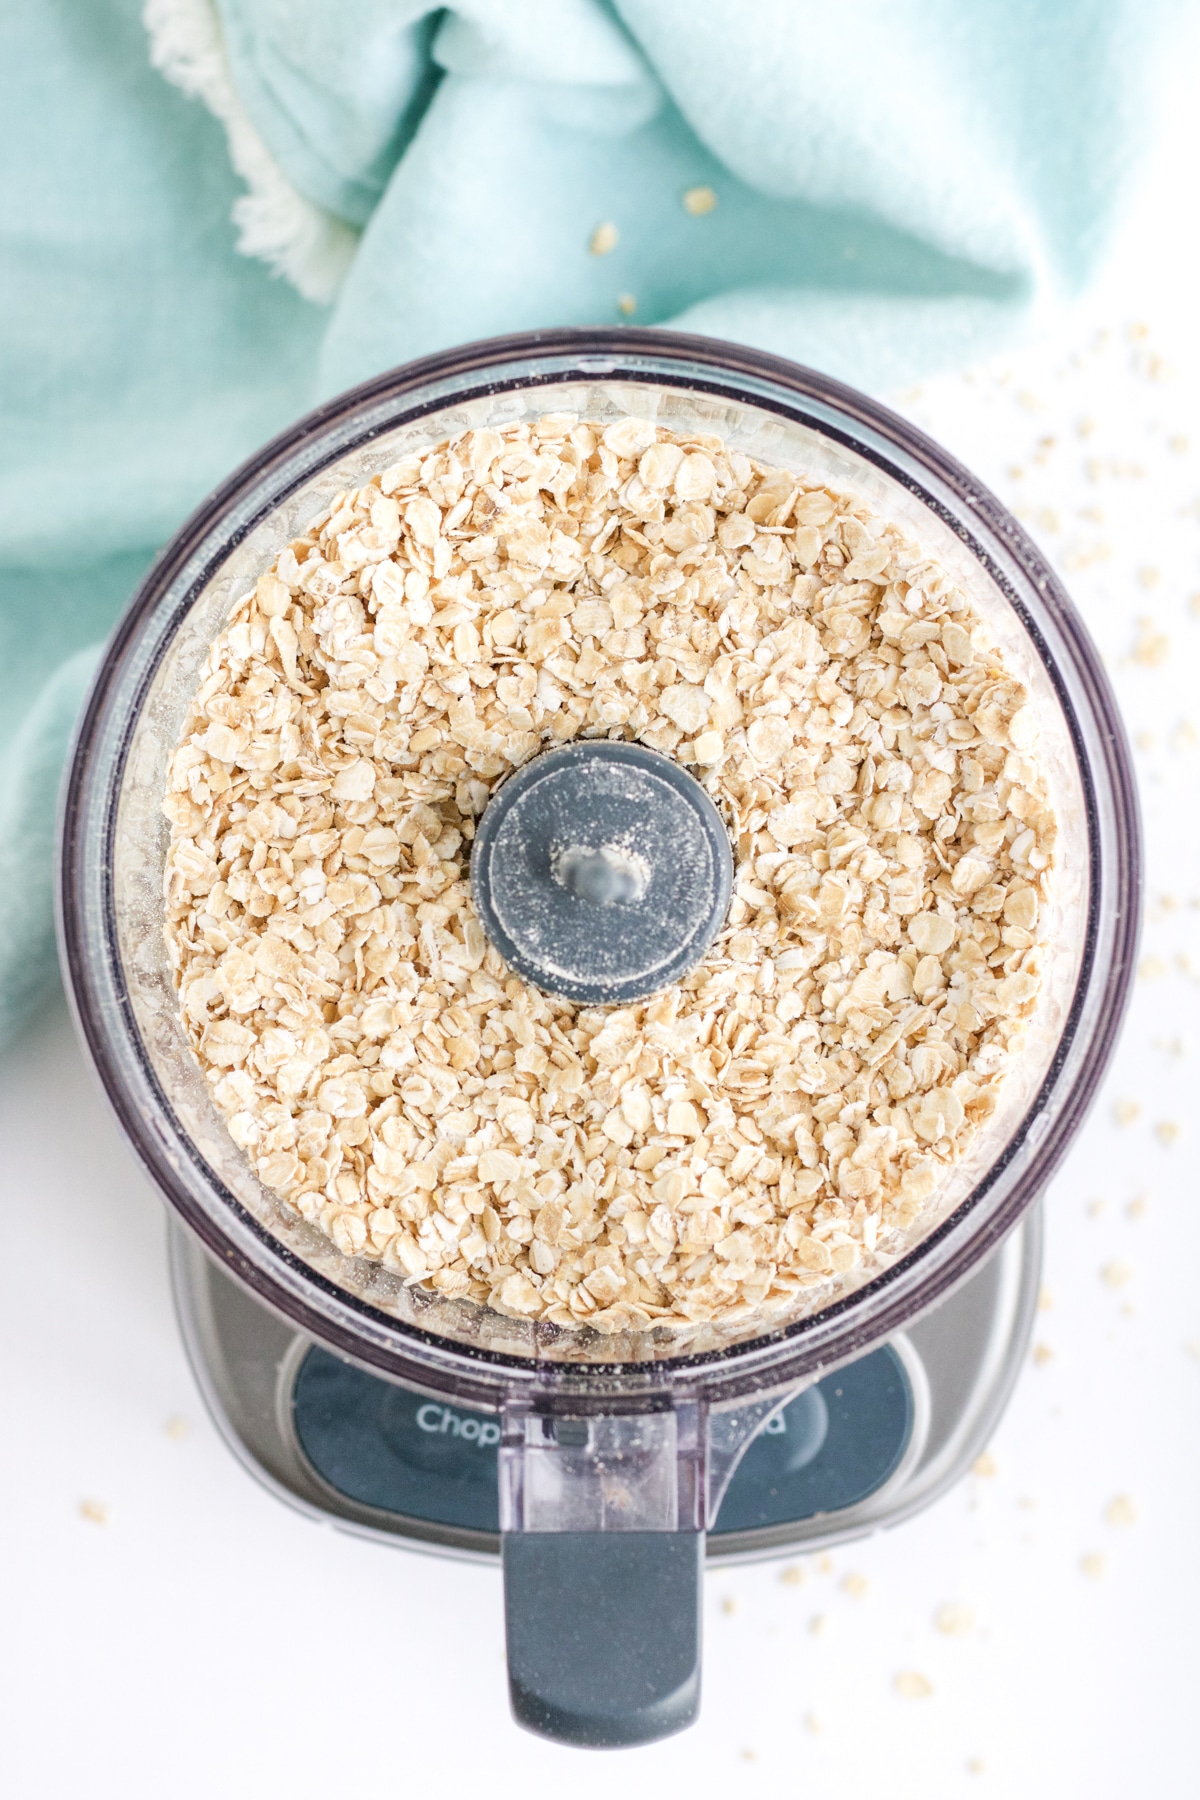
[[59, 328, 1138, 1482]]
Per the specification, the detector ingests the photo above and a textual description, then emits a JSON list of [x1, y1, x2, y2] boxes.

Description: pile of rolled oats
[[163, 413, 1055, 1336]]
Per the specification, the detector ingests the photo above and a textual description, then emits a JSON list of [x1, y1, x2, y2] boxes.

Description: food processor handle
[[502, 1529, 703, 1746]]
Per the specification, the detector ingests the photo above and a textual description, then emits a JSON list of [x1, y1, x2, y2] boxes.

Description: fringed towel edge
[[143, 0, 357, 303]]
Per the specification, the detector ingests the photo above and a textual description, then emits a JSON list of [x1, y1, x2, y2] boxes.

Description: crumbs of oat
[[163, 415, 1055, 1334]]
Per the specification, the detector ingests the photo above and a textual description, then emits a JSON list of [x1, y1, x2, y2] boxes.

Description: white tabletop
[[4, 138, 1200, 1800]]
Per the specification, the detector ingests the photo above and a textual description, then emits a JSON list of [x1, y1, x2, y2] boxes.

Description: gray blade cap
[[470, 740, 734, 1005]]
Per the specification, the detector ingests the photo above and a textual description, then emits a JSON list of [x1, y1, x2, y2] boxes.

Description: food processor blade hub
[[470, 739, 734, 1005]]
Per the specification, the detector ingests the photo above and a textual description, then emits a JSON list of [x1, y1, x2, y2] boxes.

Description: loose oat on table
[[893, 1671, 934, 1700], [163, 412, 1056, 1336], [934, 1601, 975, 1635]]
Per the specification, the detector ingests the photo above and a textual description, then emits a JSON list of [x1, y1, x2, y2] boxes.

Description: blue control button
[[293, 1355, 500, 1531], [712, 1345, 913, 1534]]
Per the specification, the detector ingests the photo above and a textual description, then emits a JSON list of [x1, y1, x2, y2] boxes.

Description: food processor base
[[169, 1208, 1040, 1563]]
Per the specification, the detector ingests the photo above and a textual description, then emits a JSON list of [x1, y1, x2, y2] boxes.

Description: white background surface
[[4, 110, 1200, 1800]]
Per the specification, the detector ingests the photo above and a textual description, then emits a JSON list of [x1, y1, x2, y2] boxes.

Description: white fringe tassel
[[143, 0, 357, 304]]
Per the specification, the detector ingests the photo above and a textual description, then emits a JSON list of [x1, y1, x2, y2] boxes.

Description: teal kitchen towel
[[0, 0, 1184, 1047]]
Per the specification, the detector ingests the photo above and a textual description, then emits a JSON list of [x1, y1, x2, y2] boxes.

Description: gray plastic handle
[[502, 1531, 703, 1747]]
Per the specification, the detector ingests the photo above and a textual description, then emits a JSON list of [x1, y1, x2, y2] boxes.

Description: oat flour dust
[[163, 414, 1056, 1337]]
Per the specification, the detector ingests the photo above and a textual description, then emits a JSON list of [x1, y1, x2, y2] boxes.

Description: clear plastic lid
[[59, 330, 1139, 1414]]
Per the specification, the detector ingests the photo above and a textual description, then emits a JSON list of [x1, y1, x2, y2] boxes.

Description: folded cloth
[[0, 0, 1184, 1048]]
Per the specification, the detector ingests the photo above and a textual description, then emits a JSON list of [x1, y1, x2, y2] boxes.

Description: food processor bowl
[[58, 329, 1139, 1745]]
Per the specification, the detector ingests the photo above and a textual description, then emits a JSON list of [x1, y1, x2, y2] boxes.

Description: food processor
[[57, 328, 1139, 1748]]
